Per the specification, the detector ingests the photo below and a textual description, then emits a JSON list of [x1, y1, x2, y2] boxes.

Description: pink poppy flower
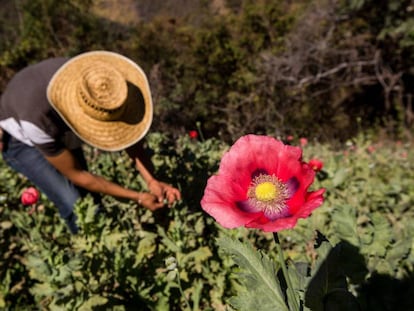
[[21, 187, 39, 206], [189, 130, 198, 139], [201, 135, 325, 232], [308, 158, 324, 172]]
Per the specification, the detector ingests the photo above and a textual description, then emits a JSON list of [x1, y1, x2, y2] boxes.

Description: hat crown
[[78, 62, 127, 121]]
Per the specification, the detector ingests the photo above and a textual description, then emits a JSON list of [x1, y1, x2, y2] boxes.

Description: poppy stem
[[196, 121, 205, 142], [176, 268, 192, 310], [273, 232, 300, 311]]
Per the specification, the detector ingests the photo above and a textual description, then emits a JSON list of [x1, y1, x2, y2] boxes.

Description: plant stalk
[[273, 232, 300, 311], [176, 268, 192, 310]]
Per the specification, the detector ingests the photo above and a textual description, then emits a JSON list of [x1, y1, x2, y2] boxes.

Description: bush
[[1, 0, 412, 142]]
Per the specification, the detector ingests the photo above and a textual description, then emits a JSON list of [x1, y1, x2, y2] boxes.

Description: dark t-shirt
[[0, 57, 82, 156]]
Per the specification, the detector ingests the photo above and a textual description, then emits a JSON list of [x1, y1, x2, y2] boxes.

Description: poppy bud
[[21, 187, 39, 205], [299, 137, 308, 147], [189, 130, 198, 139], [308, 158, 323, 172]]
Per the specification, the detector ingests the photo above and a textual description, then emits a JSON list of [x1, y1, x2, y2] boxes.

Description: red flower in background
[[201, 135, 325, 232], [286, 135, 294, 142], [299, 137, 308, 147], [189, 130, 198, 139], [308, 158, 324, 172], [21, 187, 39, 205], [400, 151, 408, 159]]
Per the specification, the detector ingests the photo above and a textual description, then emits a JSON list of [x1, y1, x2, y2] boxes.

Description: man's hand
[[138, 192, 165, 211], [126, 141, 182, 207], [147, 180, 181, 207]]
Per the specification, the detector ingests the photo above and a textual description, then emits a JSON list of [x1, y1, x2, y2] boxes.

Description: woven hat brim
[[47, 51, 153, 151]]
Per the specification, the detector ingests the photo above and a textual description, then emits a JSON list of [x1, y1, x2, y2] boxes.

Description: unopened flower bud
[[21, 187, 39, 205]]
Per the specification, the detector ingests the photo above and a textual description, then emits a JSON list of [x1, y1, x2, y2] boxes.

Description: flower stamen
[[247, 174, 290, 220]]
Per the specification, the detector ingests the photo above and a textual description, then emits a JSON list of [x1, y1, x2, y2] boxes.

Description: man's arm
[[126, 141, 181, 206], [45, 148, 164, 210]]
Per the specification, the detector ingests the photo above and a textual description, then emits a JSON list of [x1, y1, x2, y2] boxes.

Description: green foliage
[[0, 0, 94, 67], [0, 134, 234, 310], [2, 132, 412, 309], [315, 136, 414, 279], [345, 0, 414, 48], [217, 232, 362, 311]]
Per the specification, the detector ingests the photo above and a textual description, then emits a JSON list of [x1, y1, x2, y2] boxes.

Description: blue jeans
[[1, 134, 88, 234]]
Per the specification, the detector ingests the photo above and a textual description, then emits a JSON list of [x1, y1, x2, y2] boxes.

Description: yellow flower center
[[255, 181, 278, 202]]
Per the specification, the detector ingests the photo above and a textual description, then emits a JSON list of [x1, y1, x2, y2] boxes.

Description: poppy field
[[0, 132, 414, 310]]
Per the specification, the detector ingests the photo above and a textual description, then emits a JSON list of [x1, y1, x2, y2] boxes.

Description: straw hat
[[47, 51, 153, 151]]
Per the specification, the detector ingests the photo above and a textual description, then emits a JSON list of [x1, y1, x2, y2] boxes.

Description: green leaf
[[157, 226, 180, 253], [54, 266, 71, 283], [194, 216, 205, 235], [0, 295, 5, 308], [166, 270, 177, 282], [181, 246, 212, 272], [79, 295, 108, 311], [136, 232, 157, 264], [217, 236, 289, 311], [332, 168, 348, 187], [103, 232, 127, 250], [0, 221, 13, 230], [286, 262, 309, 303], [26, 255, 52, 281], [363, 213, 391, 257], [374, 259, 393, 275], [332, 205, 359, 246], [30, 282, 55, 298], [386, 239, 411, 265]]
